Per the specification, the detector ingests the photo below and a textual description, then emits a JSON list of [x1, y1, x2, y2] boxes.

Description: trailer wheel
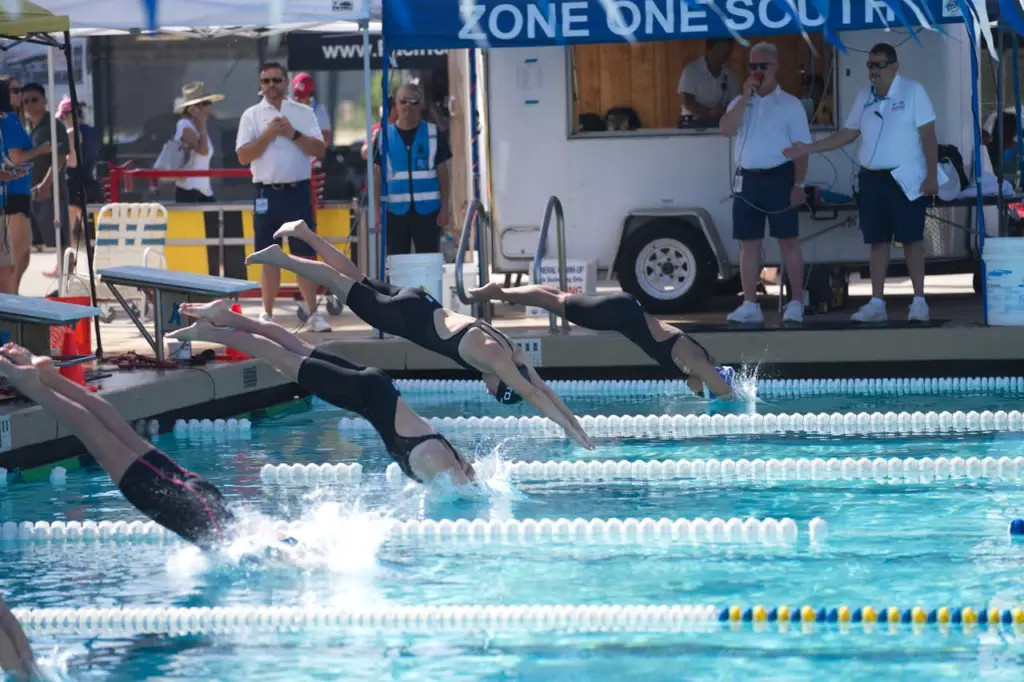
[[617, 219, 717, 314]]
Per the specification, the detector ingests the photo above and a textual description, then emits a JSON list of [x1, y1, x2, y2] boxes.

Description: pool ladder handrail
[[532, 196, 570, 334], [455, 199, 492, 321]]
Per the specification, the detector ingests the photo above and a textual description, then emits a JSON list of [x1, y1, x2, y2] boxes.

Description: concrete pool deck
[[3, 256, 1022, 473]]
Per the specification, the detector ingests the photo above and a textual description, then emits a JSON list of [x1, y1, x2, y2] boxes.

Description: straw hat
[[174, 82, 224, 114]]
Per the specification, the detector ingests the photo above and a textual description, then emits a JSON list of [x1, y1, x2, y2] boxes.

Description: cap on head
[[292, 72, 315, 99], [56, 95, 73, 117]]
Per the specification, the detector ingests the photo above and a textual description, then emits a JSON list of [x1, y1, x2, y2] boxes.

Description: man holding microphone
[[719, 42, 811, 325]]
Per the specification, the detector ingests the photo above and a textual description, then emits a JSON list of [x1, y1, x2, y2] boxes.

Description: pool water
[[4, 386, 1024, 681]]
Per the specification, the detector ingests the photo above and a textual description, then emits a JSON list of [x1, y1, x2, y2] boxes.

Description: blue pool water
[[4, 387, 1024, 680]]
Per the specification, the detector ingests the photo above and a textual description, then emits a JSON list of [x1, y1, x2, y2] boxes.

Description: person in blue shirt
[[0, 77, 49, 293], [0, 78, 46, 294]]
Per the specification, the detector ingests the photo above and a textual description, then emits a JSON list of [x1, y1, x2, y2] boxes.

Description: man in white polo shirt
[[236, 61, 329, 330], [677, 38, 739, 126], [719, 42, 811, 325], [785, 42, 938, 323]]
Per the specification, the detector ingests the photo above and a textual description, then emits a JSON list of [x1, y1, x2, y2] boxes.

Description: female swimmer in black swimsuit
[[0, 594, 36, 681], [468, 284, 736, 399], [0, 344, 237, 550], [246, 220, 594, 450], [167, 300, 475, 485]]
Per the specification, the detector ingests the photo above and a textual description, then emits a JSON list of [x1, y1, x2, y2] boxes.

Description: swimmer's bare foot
[[467, 282, 503, 301], [167, 320, 217, 342], [273, 220, 313, 242], [0, 354, 41, 388], [0, 343, 34, 366], [245, 244, 287, 267], [179, 299, 233, 325]]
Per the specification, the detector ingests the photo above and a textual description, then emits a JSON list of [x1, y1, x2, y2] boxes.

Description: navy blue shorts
[[856, 169, 928, 245], [732, 162, 799, 240], [253, 182, 317, 258]]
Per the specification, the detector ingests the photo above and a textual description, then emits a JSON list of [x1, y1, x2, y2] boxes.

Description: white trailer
[[478, 24, 979, 312]]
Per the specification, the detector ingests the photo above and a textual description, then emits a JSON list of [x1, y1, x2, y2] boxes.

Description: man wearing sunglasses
[[372, 82, 451, 256], [719, 42, 811, 326], [236, 61, 329, 331], [784, 43, 937, 324]]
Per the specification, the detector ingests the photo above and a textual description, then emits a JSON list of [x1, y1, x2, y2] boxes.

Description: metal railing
[[532, 196, 569, 333], [455, 199, 492, 322]]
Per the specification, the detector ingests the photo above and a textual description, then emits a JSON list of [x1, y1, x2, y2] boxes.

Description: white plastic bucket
[[443, 263, 479, 315], [387, 253, 444, 299], [983, 238, 1024, 326]]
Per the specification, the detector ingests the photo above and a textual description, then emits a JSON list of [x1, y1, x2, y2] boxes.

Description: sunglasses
[[397, 97, 420, 105], [749, 62, 774, 71], [260, 77, 285, 84], [867, 60, 893, 70]]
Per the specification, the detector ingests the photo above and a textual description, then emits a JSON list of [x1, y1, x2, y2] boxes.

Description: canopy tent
[[380, 0, 1019, 325], [0, 1, 68, 36], [32, 0, 379, 33], [14, 0, 381, 356]]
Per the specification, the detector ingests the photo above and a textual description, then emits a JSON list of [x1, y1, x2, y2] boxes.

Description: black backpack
[[938, 144, 969, 190]]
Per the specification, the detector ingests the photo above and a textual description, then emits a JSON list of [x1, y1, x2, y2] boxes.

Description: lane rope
[[331, 410, 1024, 439], [12, 603, 1023, 636], [0, 517, 825, 546]]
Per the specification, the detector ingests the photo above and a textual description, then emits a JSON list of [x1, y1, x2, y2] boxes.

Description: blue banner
[[382, 0, 964, 49]]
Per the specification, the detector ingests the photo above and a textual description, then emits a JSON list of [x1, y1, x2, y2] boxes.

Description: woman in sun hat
[[172, 82, 224, 203]]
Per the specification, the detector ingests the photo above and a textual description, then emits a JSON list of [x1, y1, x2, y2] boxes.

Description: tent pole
[[63, 32, 101, 358], [1012, 32, 1023, 191], [967, 18, 987, 325], [360, 22, 383, 341], [995, 28, 1005, 235], [46, 45, 63, 300], [377, 36, 390, 340]]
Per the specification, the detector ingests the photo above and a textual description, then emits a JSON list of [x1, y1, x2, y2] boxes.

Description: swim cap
[[704, 365, 736, 401], [291, 72, 315, 99], [494, 364, 532, 405]]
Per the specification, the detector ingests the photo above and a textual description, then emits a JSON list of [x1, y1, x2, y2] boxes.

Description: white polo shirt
[[727, 86, 812, 170], [843, 74, 936, 170], [678, 57, 739, 115], [235, 97, 322, 184]]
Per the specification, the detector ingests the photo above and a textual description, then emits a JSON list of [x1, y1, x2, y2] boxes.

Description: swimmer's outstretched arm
[[0, 597, 38, 681], [487, 353, 594, 449], [523, 365, 594, 447], [272, 220, 362, 281], [467, 283, 567, 315]]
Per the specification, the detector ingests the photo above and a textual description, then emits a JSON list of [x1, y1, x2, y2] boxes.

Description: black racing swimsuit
[[117, 450, 236, 549], [297, 347, 473, 483], [345, 278, 518, 372], [563, 292, 711, 378]]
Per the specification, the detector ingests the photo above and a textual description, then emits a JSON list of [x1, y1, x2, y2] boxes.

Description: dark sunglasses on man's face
[[867, 60, 893, 70], [261, 76, 285, 85], [397, 97, 420, 106], [749, 62, 774, 71]]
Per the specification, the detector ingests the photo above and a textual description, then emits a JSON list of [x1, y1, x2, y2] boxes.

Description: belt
[[254, 180, 310, 189], [860, 167, 897, 174], [740, 163, 792, 174]]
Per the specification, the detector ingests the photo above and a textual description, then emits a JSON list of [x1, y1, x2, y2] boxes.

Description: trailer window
[[570, 35, 837, 136]]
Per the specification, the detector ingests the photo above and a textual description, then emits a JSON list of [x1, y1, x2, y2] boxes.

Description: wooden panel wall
[[573, 36, 830, 130]]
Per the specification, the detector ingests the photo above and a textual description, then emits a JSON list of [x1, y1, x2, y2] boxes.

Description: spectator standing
[[291, 72, 332, 147], [236, 61, 329, 331], [22, 82, 70, 279], [372, 83, 451, 255], [785, 43, 938, 323], [719, 42, 811, 325], [172, 82, 223, 203]]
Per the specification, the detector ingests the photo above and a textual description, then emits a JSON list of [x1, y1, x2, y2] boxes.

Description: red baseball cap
[[292, 72, 315, 99]]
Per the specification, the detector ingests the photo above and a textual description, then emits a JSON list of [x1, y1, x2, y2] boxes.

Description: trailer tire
[[617, 219, 717, 313]]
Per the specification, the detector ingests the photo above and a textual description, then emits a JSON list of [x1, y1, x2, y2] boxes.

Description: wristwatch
[[291, 130, 302, 141]]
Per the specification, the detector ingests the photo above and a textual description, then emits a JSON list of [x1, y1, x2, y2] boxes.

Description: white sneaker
[[259, 312, 274, 323], [852, 299, 887, 323], [306, 312, 331, 333], [727, 301, 764, 324], [782, 300, 804, 324], [908, 298, 929, 322]]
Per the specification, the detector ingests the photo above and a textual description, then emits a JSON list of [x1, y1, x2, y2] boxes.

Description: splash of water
[[29, 645, 80, 682]]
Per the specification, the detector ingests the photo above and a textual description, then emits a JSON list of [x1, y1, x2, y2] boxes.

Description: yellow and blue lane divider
[[719, 605, 1024, 628]]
